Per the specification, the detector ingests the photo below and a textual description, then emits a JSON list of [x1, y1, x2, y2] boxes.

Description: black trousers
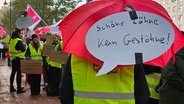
[[2, 48, 8, 59], [10, 58, 22, 87], [46, 65, 62, 96], [28, 74, 41, 94]]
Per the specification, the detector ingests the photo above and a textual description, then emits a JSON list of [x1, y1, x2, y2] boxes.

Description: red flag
[[0, 26, 6, 35], [27, 4, 42, 30]]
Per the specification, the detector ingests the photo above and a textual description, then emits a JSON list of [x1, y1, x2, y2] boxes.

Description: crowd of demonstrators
[[9, 28, 26, 93], [5, 26, 184, 104], [7, 27, 64, 97]]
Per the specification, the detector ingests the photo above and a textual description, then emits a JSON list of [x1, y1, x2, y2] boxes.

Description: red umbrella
[[35, 26, 51, 34], [59, 0, 184, 75], [0, 26, 7, 35], [35, 26, 61, 35]]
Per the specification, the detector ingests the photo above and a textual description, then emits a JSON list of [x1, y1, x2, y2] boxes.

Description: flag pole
[[42, 19, 48, 26]]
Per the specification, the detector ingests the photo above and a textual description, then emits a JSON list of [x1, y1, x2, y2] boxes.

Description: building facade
[[154, 0, 184, 31]]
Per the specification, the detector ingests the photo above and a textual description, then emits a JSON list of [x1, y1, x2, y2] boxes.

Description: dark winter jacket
[[11, 31, 26, 53], [159, 47, 184, 104]]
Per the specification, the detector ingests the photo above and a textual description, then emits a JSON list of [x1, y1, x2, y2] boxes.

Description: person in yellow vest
[[45, 34, 63, 96], [2, 34, 11, 66], [1, 34, 7, 60], [9, 28, 26, 93], [25, 34, 43, 95], [144, 65, 161, 104], [59, 54, 150, 104]]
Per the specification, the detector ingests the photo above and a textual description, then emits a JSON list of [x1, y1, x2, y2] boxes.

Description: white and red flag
[[27, 4, 42, 30]]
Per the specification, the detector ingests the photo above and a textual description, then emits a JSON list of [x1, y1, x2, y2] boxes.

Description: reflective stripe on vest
[[146, 73, 161, 99], [147, 74, 160, 80], [147, 73, 160, 89], [74, 90, 134, 99], [71, 55, 135, 104]]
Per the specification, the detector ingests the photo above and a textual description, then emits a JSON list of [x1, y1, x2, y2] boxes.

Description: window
[[167, 7, 171, 12], [163, 0, 171, 4], [178, 24, 182, 30], [173, 6, 177, 12], [172, 15, 176, 21], [163, 0, 166, 4], [178, 15, 183, 20], [171, 0, 176, 2], [179, 5, 183, 12]]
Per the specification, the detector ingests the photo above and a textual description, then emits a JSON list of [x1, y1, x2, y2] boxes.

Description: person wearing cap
[[25, 34, 43, 95], [9, 28, 26, 93]]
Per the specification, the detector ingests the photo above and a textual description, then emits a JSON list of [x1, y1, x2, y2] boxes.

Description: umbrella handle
[[124, 4, 138, 20]]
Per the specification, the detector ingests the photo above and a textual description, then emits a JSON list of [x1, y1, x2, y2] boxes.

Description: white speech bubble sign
[[85, 11, 174, 76]]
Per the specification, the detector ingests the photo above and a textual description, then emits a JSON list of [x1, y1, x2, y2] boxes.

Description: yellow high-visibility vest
[[2, 37, 10, 49], [9, 38, 25, 61], [146, 72, 161, 99], [28, 44, 43, 60], [47, 43, 62, 68], [71, 55, 135, 104]]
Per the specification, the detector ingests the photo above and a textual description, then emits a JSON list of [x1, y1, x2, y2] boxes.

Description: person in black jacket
[[158, 31, 184, 104], [9, 28, 26, 93]]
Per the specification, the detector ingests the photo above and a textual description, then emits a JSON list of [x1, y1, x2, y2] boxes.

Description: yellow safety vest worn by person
[[28, 44, 43, 60], [55, 41, 63, 51], [9, 38, 25, 61], [71, 55, 135, 104], [47, 43, 62, 68], [2, 37, 10, 49], [146, 72, 161, 99]]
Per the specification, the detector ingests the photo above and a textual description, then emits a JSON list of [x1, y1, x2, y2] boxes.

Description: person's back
[[59, 54, 150, 104]]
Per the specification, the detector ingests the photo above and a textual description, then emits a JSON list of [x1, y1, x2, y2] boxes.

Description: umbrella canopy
[[35, 26, 62, 37], [35, 20, 62, 35], [59, 0, 184, 75], [0, 26, 7, 35]]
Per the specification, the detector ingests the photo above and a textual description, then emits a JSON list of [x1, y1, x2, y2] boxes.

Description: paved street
[[0, 58, 60, 104]]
